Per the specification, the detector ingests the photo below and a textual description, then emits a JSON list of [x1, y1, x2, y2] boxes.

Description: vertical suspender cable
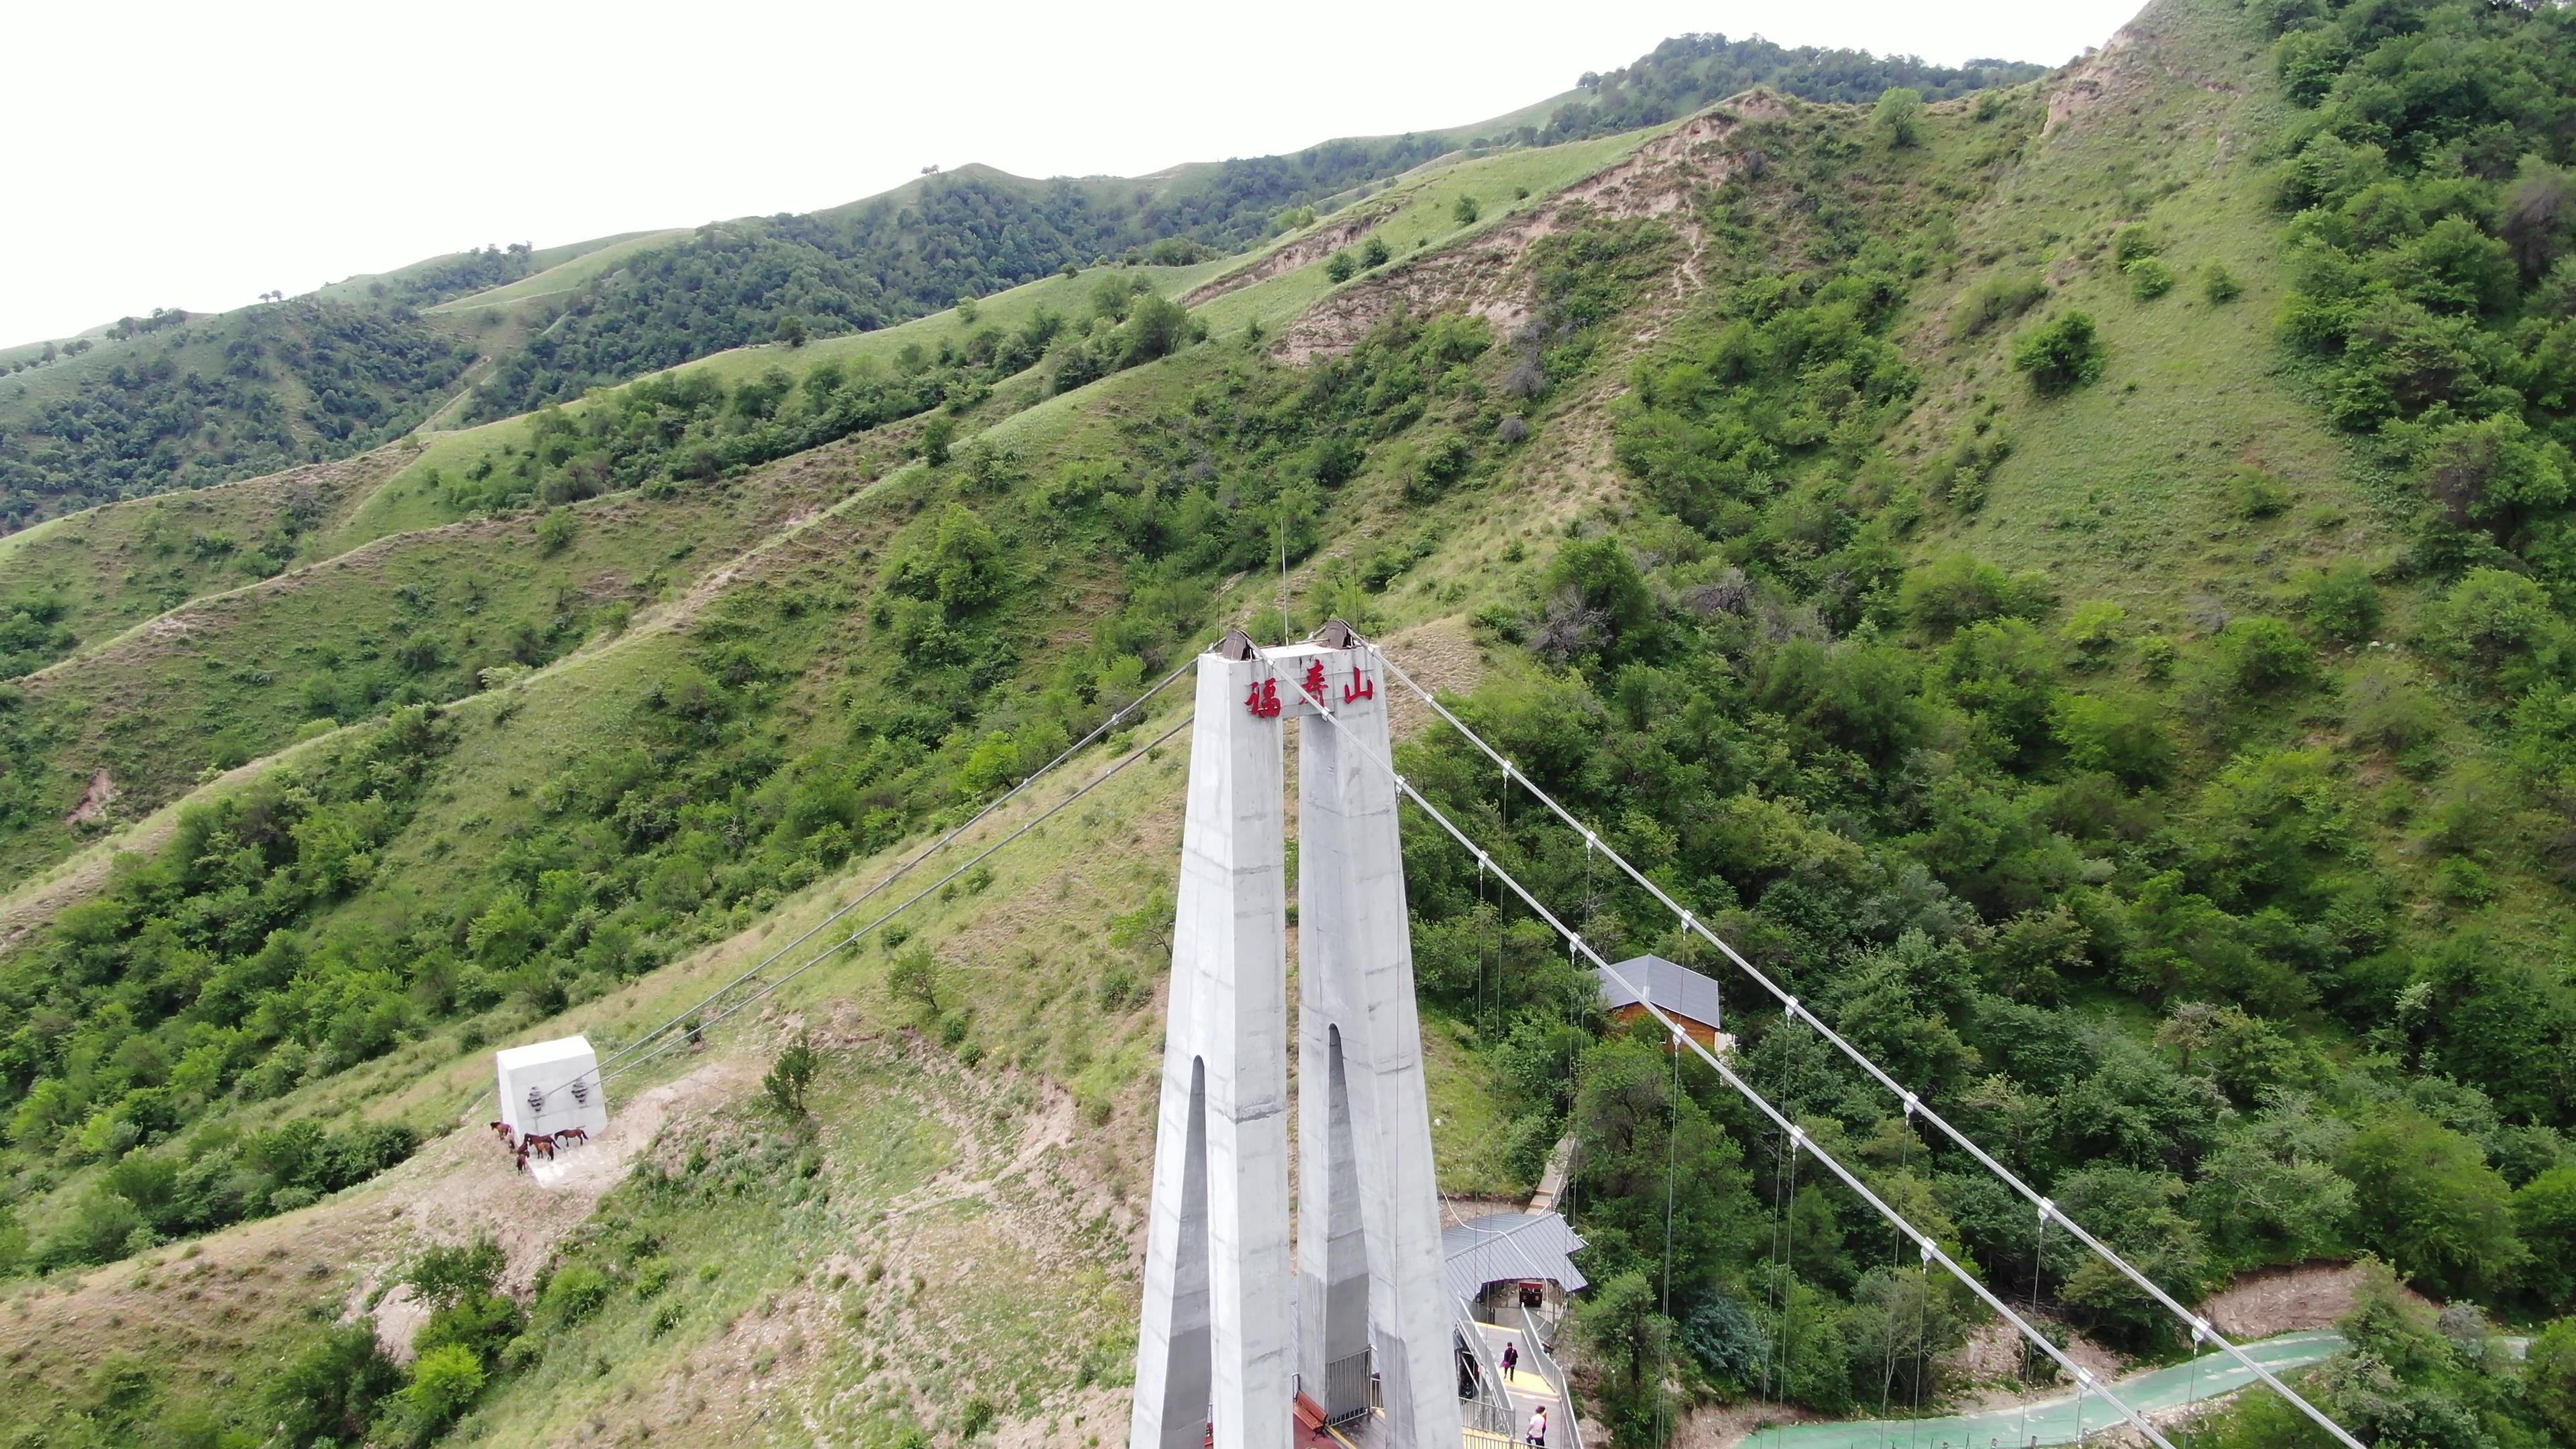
[[2022, 1205, 2051, 1449], [1368, 645, 2363, 1449], [1910, 1238, 1930, 1449], [1878, 1106, 1912, 1449], [2184, 1322, 2205, 1449], [1660, 1018, 1678, 1447], [1280, 673, 2186, 1449]]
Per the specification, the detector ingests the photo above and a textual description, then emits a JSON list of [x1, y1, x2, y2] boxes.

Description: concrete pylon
[[1132, 627, 1452, 1449], [1289, 635, 1460, 1449], [1131, 635, 1294, 1449]]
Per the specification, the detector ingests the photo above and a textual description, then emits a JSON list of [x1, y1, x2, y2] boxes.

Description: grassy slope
[[1900, 0, 2567, 950], [1902, 5, 2387, 619], [417, 231, 697, 318], [0, 326, 211, 415], [1193, 129, 1651, 338], [313, 229, 668, 309], [0, 447, 405, 660], [335, 121, 1653, 552], [325, 260, 1221, 551], [0, 425, 917, 883]]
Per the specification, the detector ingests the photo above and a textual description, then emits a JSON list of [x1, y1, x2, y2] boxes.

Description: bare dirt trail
[[0, 446, 918, 951]]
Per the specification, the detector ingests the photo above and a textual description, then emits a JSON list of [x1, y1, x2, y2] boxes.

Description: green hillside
[[3, 2, 2575, 1448], [0, 35, 2037, 533], [0, 449, 405, 678], [311, 233, 667, 311], [0, 301, 471, 531]]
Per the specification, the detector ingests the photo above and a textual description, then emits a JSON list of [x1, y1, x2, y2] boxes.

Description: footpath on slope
[[1739, 1332, 2347, 1449]]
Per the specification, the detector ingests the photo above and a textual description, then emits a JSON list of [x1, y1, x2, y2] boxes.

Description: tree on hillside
[[404, 1236, 505, 1309], [2532, 1318, 2576, 1444], [1570, 1271, 1674, 1447], [2010, 312, 2104, 396], [2516, 1166, 2576, 1313], [2339, 1108, 2527, 1298], [776, 313, 810, 347], [887, 946, 943, 1016], [765, 1034, 821, 1116], [1872, 87, 1927, 148]]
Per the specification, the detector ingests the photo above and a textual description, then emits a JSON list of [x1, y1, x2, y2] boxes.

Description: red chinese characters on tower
[[1244, 678, 1282, 718], [1302, 659, 1328, 703], [1342, 662, 1375, 704]]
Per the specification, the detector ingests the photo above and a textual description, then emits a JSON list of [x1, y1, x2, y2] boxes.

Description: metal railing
[[1520, 1305, 1582, 1449], [1324, 1349, 1375, 1427], [1457, 1295, 1517, 1436], [1463, 1393, 1517, 1437]]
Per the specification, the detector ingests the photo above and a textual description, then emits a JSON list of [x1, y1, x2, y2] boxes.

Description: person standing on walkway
[[1525, 1404, 1547, 1449], [1502, 1340, 1519, 1377]]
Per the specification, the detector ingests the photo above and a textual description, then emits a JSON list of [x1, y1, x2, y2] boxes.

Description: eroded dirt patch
[[62, 768, 117, 826], [1185, 209, 1395, 307], [2200, 1261, 2420, 1340], [1277, 100, 1786, 364]]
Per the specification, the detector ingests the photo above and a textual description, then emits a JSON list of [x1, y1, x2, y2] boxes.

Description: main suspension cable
[[1276, 665, 2183, 1449], [496, 657, 1195, 1114], [1370, 645, 2361, 1449], [583, 710, 1193, 1095]]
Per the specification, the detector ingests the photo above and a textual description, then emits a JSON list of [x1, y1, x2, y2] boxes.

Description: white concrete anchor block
[[494, 1034, 610, 1143]]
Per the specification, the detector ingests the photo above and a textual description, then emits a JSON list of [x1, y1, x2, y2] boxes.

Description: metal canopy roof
[[1442, 1211, 1589, 1301], [1597, 954, 1723, 1029]]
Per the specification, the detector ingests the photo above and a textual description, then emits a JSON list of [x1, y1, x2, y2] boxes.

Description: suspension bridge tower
[[1130, 625, 1459, 1449]]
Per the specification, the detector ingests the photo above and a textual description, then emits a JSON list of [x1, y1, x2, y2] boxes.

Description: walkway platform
[[1307, 1320, 1565, 1449], [1741, 1331, 2347, 1449], [1473, 1320, 1565, 1444]]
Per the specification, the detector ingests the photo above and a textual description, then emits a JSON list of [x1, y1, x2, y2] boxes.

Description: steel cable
[[1369, 645, 2361, 1449], [480, 657, 1195, 1115], [1277, 663, 2184, 1449]]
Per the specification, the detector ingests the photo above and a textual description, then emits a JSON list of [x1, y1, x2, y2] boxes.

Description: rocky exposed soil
[[1275, 97, 1795, 366]]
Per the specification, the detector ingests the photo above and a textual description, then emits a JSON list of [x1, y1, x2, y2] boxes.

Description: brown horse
[[554, 1126, 588, 1148]]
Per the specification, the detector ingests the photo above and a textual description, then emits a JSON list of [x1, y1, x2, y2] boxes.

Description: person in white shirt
[[1525, 1405, 1548, 1448]]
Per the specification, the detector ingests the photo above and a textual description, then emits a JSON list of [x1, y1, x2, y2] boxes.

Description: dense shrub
[[2010, 312, 2105, 394], [1871, 87, 1926, 148], [262, 1324, 404, 1448], [2303, 560, 2382, 641], [2210, 616, 2316, 694]]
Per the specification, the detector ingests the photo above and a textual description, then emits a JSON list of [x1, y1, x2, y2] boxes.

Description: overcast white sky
[[1, 0, 2143, 347]]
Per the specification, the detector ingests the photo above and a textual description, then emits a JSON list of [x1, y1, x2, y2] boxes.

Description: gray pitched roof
[[1442, 1211, 1589, 1301], [1597, 955, 1724, 1030]]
